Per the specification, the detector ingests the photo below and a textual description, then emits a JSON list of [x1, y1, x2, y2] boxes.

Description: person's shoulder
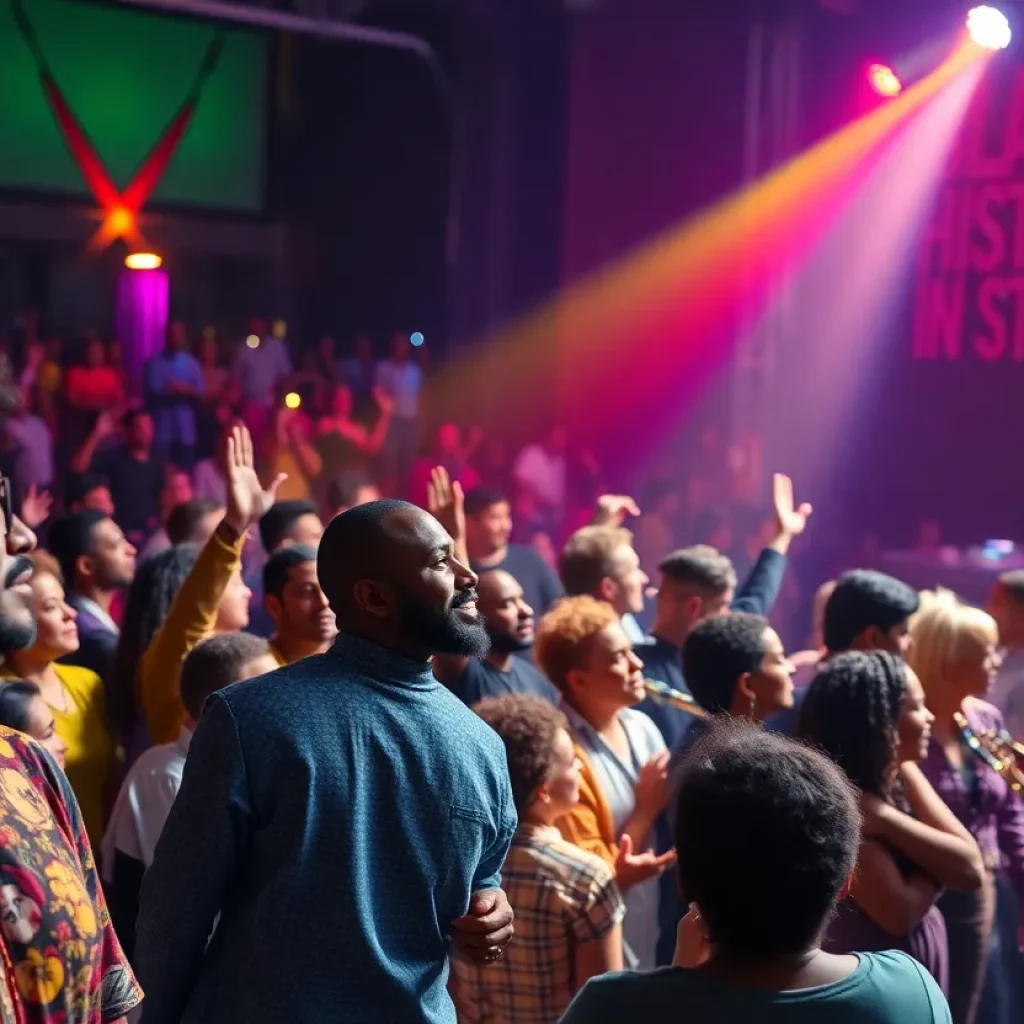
[[621, 706, 667, 752], [54, 661, 103, 696], [563, 969, 681, 1022], [857, 951, 951, 1020], [963, 696, 1004, 732]]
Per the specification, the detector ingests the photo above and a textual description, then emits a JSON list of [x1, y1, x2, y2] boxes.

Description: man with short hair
[[988, 570, 1024, 736], [136, 499, 517, 1023], [434, 568, 558, 705], [464, 486, 564, 621], [636, 473, 811, 748], [0, 456, 143, 1021], [327, 471, 381, 518], [66, 472, 116, 517], [246, 499, 325, 637], [560, 524, 649, 643], [49, 509, 137, 680], [102, 632, 279, 960], [136, 469, 203, 561], [263, 545, 337, 666]]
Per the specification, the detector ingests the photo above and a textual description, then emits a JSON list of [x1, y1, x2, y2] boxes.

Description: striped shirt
[[452, 823, 624, 1024]]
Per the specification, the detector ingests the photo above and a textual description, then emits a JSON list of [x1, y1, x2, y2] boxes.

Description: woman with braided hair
[[798, 651, 985, 995]]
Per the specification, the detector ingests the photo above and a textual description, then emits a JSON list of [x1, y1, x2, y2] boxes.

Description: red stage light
[[868, 63, 903, 97]]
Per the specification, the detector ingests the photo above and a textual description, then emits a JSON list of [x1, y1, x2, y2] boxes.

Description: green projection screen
[[0, 0, 267, 212]]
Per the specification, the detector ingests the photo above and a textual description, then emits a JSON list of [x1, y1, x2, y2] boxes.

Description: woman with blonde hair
[[534, 595, 675, 971], [910, 590, 1024, 1024]]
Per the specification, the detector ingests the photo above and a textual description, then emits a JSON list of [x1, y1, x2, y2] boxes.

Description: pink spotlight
[[867, 63, 903, 98]]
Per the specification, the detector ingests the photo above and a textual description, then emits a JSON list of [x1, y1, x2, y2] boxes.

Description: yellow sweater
[[554, 743, 619, 870], [139, 528, 245, 745]]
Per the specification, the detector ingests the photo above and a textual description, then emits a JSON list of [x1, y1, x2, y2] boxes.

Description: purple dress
[[823, 840, 949, 996], [919, 700, 1024, 1024]]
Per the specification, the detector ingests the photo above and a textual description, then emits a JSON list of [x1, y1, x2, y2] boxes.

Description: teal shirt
[[136, 635, 517, 1024], [559, 951, 951, 1023]]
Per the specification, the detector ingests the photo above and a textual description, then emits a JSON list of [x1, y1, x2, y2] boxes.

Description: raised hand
[[592, 494, 641, 528], [20, 485, 52, 530], [772, 473, 812, 539], [371, 386, 393, 417], [224, 424, 286, 535], [614, 833, 676, 891], [427, 466, 467, 564]]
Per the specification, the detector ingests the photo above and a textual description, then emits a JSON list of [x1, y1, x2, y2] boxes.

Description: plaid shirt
[[452, 823, 625, 1024]]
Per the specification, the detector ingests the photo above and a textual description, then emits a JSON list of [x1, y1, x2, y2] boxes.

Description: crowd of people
[[0, 320, 1021, 1024]]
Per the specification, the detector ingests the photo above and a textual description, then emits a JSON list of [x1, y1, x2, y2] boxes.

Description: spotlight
[[245, 334, 260, 349], [284, 392, 302, 409], [867, 63, 903, 97], [967, 6, 1012, 50], [410, 331, 425, 347], [124, 252, 162, 270]]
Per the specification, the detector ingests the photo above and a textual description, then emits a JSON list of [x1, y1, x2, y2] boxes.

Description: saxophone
[[954, 712, 1024, 795]]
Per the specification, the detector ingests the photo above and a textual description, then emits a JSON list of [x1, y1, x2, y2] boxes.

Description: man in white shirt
[[102, 632, 279, 959]]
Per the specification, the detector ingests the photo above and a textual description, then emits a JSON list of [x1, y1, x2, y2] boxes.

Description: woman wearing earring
[[909, 591, 1024, 1024], [534, 596, 676, 972], [798, 651, 985, 994]]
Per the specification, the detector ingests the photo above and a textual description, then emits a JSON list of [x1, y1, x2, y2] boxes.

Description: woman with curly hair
[[799, 651, 985, 994], [534, 595, 675, 972], [450, 694, 624, 1024], [910, 591, 1024, 1024]]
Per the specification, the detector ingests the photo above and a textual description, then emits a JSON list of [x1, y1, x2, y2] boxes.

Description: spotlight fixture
[[124, 252, 162, 270], [967, 6, 1012, 51], [867, 63, 903, 97]]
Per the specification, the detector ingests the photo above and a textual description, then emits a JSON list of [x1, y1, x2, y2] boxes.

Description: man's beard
[[0, 594, 36, 657], [396, 589, 490, 657], [486, 624, 532, 655]]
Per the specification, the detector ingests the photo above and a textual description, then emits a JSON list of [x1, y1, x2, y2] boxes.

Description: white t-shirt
[[101, 728, 191, 877]]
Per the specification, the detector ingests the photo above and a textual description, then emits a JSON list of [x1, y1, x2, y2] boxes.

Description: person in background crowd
[[0, 481, 142, 1022], [326, 471, 381, 518], [66, 336, 124, 420], [560, 720, 953, 1024], [267, 394, 322, 503], [464, 486, 564, 622], [73, 410, 165, 545], [136, 469, 195, 562], [514, 426, 568, 538], [798, 651, 985, 994], [315, 383, 392, 502], [192, 419, 239, 509], [246, 499, 325, 638], [987, 569, 1024, 738], [909, 592, 1024, 1024], [452, 695, 625, 1023], [102, 633, 278, 962], [3, 551, 117, 847], [139, 498, 223, 566], [233, 317, 292, 451], [535, 596, 675, 971], [67, 472, 116, 518], [197, 331, 231, 455], [5, 385, 53, 506], [136, 498, 516, 1023], [375, 332, 423, 492], [341, 333, 377, 406], [771, 568, 920, 738], [434, 569, 558, 705], [145, 321, 204, 470], [0, 679, 68, 767], [49, 510, 136, 683], [312, 335, 341, 387], [560, 525, 649, 644], [136, 426, 275, 750], [633, 482, 681, 583], [408, 423, 480, 509], [634, 475, 807, 749], [262, 545, 337, 666]]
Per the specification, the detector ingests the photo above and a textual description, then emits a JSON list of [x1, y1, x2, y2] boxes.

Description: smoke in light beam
[[431, 40, 989, 451]]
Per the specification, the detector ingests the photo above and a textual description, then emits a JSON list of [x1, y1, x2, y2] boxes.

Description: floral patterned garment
[[0, 727, 142, 1023]]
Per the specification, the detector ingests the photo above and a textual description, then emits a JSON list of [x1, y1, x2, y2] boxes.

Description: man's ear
[[352, 579, 392, 620]]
